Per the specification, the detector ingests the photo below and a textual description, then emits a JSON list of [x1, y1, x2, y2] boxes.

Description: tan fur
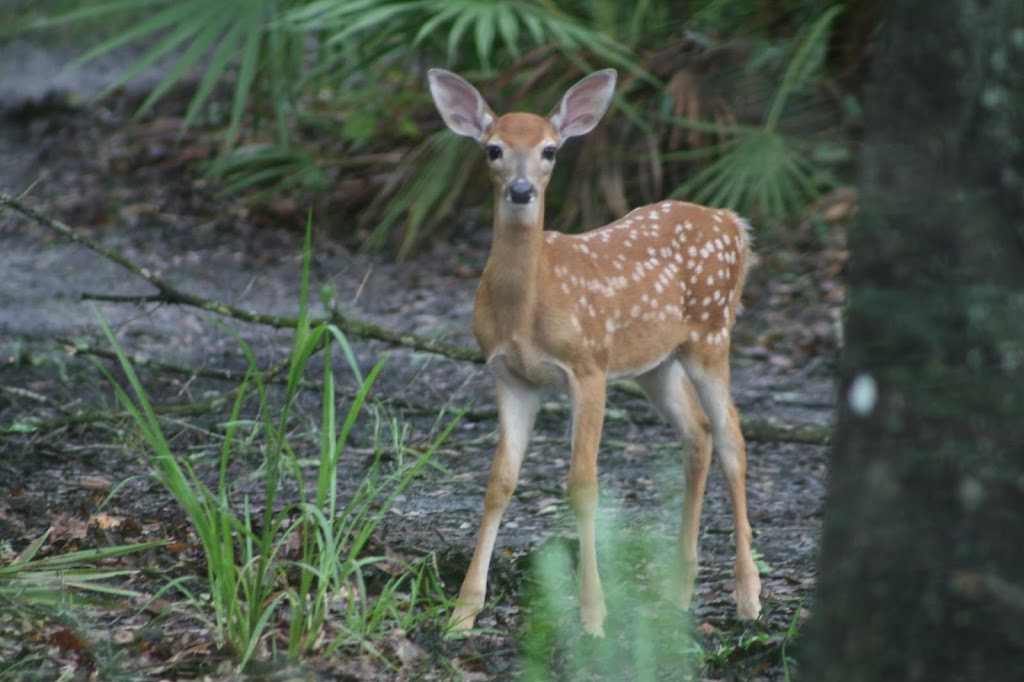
[[429, 69, 761, 636]]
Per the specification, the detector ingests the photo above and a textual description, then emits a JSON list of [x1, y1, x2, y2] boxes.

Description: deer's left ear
[[549, 69, 617, 140]]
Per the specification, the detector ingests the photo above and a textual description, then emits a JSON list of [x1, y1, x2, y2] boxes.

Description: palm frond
[[669, 5, 844, 228], [361, 131, 485, 260], [205, 144, 327, 198], [42, 0, 297, 147], [765, 5, 844, 130]]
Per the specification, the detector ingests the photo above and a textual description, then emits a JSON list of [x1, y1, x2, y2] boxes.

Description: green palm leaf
[[670, 6, 844, 228], [40, 0, 295, 147]]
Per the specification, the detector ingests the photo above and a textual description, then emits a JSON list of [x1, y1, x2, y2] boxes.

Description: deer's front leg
[[567, 372, 608, 637], [449, 373, 540, 631]]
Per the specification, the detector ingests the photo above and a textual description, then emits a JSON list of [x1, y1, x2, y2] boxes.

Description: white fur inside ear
[[428, 69, 494, 141], [551, 69, 617, 140]]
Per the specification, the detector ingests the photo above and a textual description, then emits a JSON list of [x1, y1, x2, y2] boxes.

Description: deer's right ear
[[427, 69, 495, 142]]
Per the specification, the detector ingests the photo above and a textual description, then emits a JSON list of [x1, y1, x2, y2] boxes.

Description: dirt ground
[[0, 80, 843, 679]]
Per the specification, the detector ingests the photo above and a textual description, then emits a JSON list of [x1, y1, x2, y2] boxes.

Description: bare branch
[[1, 191, 832, 445], [0, 192, 485, 364]]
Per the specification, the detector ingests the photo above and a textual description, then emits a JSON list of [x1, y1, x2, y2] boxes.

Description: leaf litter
[[0, 87, 846, 680]]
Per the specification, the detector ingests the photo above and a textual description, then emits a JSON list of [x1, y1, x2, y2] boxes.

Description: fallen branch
[[0, 192, 485, 364], [1, 191, 833, 445], [454, 401, 831, 445]]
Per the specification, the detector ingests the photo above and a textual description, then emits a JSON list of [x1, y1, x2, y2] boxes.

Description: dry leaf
[[48, 627, 85, 653], [78, 476, 112, 491], [90, 512, 123, 530], [49, 514, 89, 543], [696, 621, 719, 637]]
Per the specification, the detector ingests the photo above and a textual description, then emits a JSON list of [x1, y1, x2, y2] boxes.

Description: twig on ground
[[0, 192, 485, 364], [1, 191, 832, 445]]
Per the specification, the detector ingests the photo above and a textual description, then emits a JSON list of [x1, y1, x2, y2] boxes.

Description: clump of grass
[[0, 530, 163, 609], [96, 218, 461, 668], [0, 530, 165, 678], [519, 506, 794, 680], [520, 512, 702, 681]]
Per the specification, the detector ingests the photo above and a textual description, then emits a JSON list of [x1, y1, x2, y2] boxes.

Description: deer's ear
[[427, 69, 496, 142], [549, 69, 617, 140]]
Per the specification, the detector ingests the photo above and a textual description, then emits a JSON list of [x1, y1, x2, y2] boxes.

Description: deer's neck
[[480, 198, 548, 341]]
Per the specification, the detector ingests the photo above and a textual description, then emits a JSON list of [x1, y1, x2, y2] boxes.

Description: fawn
[[427, 67, 761, 637]]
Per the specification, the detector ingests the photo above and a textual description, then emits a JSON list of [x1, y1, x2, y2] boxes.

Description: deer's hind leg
[[635, 359, 713, 611], [680, 351, 761, 620]]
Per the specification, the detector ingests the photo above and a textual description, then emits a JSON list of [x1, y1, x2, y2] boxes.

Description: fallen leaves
[[46, 511, 128, 544]]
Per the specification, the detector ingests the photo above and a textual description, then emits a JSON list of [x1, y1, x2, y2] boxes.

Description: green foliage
[[671, 128, 823, 228], [361, 130, 484, 259], [519, 507, 796, 679], [520, 515, 701, 680], [289, 0, 631, 74], [0, 530, 163, 679], [0, 530, 163, 607], [670, 6, 844, 229], [206, 144, 328, 198], [35, 0, 304, 147], [40, 0, 855, 252], [95, 217, 460, 668]]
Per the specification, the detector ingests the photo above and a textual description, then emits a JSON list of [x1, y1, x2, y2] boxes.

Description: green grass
[[0, 530, 164, 607], [520, 514, 701, 681], [518, 505, 799, 679], [0, 530, 165, 678], [94, 217, 462, 669]]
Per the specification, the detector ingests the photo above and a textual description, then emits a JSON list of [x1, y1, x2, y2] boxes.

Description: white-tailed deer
[[428, 68, 761, 637]]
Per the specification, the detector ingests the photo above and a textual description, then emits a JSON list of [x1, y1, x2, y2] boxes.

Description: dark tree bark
[[807, 2, 1024, 680]]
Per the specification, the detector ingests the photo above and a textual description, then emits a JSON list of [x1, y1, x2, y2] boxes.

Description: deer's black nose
[[508, 179, 535, 204]]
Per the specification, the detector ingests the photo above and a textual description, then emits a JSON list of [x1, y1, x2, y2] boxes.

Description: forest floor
[[0, 79, 846, 679]]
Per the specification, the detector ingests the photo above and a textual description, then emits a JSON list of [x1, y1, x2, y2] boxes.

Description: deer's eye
[[486, 145, 503, 161], [541, 145, 557, 161]]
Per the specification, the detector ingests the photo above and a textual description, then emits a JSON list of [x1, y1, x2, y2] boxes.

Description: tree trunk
[[807, 2, 1024, 680]]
